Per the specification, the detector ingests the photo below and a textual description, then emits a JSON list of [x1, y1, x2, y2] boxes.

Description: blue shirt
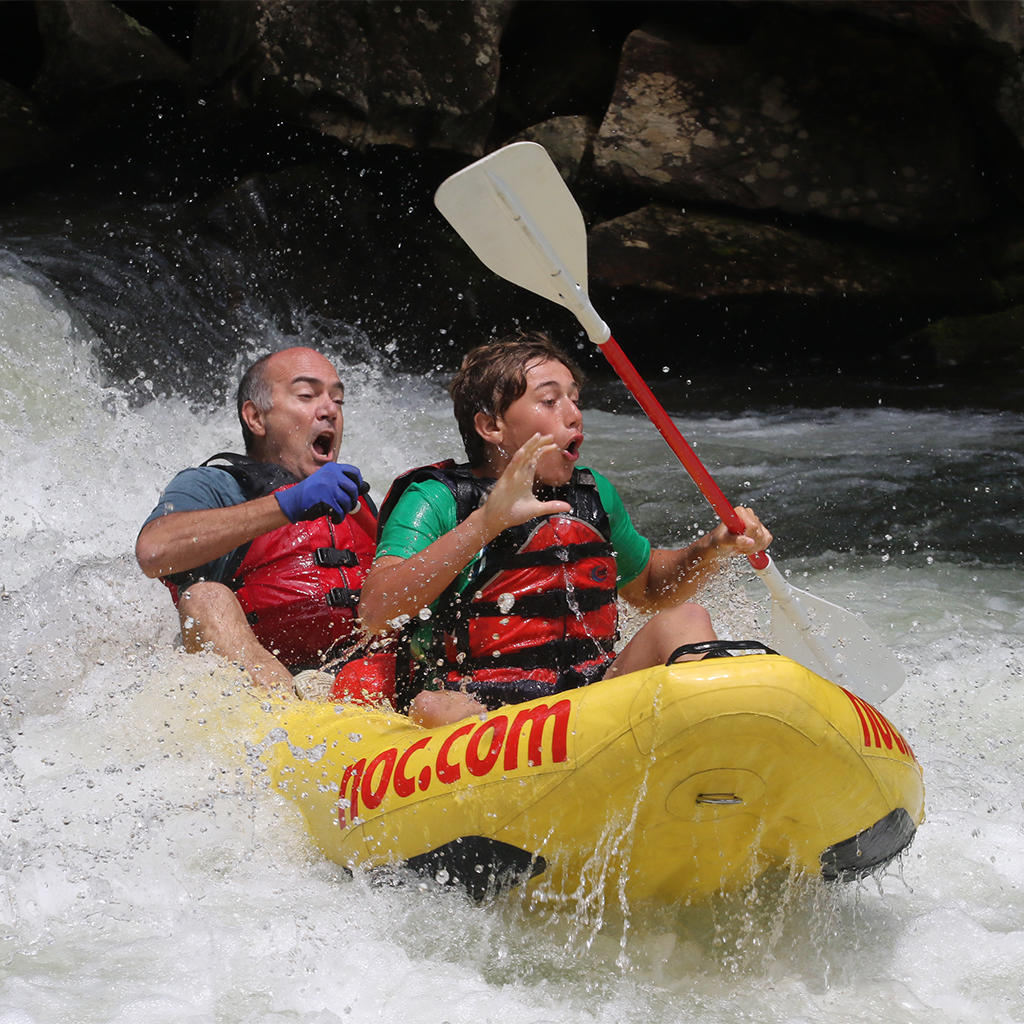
[[144, 466, 249, 585]]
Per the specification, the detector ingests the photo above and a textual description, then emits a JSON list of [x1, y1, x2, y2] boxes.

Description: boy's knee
[[687, 602, 713, 626], [662, 602, 713, 632], [409, 689, 487, 728]]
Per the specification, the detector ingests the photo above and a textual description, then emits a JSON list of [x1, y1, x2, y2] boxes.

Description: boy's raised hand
[[481, 433, 571, 536]]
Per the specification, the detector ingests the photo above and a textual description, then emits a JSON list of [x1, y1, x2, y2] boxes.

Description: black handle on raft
[[666, 640, 778, 664]]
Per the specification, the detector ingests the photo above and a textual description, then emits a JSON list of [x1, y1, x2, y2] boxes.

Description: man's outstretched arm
[[135, 495, 288, 579], [136, 461, 365, 579]]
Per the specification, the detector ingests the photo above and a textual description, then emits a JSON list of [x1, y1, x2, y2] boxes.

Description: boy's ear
[[473, 410, 503, 447]]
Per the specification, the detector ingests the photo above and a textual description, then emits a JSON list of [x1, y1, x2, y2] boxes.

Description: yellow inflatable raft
[[249, 653, 924, 903]]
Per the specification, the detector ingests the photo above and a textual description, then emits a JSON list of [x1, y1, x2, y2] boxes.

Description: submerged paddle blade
[[757, 559, 905, 704], [434, 142, 610, 342]]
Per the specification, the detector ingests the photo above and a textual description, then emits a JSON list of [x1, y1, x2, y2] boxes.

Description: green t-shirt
[[377, 466, 651, 679], [377, 467, 651, 591]]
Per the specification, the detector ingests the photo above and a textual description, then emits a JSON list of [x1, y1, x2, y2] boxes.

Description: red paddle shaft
[[599, 335, 770, 572]]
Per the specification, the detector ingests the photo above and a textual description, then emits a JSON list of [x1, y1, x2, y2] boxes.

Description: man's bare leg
[[179, 581, 295, 694], [603, 602, 716, 680]]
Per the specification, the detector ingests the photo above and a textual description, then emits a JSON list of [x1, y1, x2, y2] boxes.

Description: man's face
[[244, 348, 345, 480]]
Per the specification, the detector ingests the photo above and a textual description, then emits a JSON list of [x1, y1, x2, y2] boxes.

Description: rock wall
[[2, 0, 1024, 389]]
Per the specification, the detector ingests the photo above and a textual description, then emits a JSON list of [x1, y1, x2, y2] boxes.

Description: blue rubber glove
[[275, 463, 365, 523]]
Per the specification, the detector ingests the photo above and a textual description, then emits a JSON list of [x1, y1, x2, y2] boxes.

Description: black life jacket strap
[[201, 452, 299, 500], [326, 588, 361, 609], [463, 587, 616, 620], [484, 540, 613, 570]]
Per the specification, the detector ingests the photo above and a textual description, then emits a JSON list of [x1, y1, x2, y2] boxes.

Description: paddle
[[434, 142, 905, 704]]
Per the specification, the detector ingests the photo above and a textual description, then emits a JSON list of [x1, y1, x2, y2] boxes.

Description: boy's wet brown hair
[[449, 331, 585, 466]]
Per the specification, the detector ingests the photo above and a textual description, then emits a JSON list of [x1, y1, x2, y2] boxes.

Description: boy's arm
[[359, 435, 570, 634], [618, 506, 772, 612], [359, 512, 491, 635]]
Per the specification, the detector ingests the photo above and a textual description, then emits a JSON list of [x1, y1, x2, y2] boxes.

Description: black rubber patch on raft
[[402, 837, 547, 901], [820, 807, 916, 882]]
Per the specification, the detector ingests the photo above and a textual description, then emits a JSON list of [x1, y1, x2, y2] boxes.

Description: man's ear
[[241, 399, 267, 439], [473, 410, 503, 447]]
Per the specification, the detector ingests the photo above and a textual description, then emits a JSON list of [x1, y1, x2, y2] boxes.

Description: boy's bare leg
[[179, 581, 295, 694], [603, 602, 716, 680], [409, 689, 487, 728]]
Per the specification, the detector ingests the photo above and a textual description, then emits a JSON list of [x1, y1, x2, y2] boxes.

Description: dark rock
[[0, 79, 64, 172], [589, 203, 997, 306], [988, 51, 1024, 163], [904, 306, 1024, 369], [784, 0, 1024, 55], [33, 0, 190, 123], [495, 1, 622, 132], [592, 16, 988, 234], [509, 115, 597, 183], [193, 0, 513, 155], [190, 0, 259, 97]]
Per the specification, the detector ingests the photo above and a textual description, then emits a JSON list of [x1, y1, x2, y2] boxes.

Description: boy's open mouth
[[565, 436, 582, 457]]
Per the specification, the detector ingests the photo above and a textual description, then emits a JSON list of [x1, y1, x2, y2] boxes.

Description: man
[[136, 347, 376, 694]]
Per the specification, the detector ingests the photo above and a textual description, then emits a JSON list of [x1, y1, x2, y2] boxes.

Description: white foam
[[3, 266, 1024, 1022]]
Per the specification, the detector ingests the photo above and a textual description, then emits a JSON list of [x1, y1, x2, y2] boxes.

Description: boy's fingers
[[539, 500, 572, 515], [517, 433, 556, 458]]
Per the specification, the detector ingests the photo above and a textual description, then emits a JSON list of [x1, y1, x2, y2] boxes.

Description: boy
[[359, 333, 771, 727]]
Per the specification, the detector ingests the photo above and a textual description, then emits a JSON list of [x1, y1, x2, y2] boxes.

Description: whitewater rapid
[[1, 266, 1023, 1023]]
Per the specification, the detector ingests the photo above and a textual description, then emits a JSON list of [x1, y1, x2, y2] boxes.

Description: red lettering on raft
[[361, 747, 396, 811], [395, 736, 432, 797], [505, 700, 571, 770], [466, 715, 508, 776], [436, 722, 476, 784], [337, 698, 573, 831], [338, 757, 366, 830], [842, 687, 915, 761]]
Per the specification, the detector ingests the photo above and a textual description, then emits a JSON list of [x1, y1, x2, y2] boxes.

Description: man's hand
[[275, 463, 365, 523]]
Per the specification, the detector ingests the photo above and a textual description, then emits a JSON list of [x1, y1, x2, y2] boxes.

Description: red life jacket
[[161, 453, 377, 670], [377, 461, 619, 709], [231, 492, 377, 668]]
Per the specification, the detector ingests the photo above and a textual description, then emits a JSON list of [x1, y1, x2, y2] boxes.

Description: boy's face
[[490, 358, 584, 486]]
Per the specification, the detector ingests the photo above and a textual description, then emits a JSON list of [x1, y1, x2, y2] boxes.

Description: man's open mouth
[[313, 432, 334, 458]]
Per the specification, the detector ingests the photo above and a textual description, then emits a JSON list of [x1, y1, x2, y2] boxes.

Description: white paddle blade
[[434, 142, 610, 342], [756, 560, 905, 704]]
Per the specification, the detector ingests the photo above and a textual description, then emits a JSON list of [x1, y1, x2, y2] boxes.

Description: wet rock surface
[[591, 18, 987, 234], [0, 0, 1022, 402]]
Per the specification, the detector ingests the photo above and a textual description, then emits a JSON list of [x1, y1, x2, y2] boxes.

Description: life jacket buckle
[[315, 547, 359, 568], [326, 588, 360, 608]]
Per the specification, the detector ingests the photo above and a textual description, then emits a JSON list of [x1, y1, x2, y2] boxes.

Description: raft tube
[[250, 654, 924, 903]]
